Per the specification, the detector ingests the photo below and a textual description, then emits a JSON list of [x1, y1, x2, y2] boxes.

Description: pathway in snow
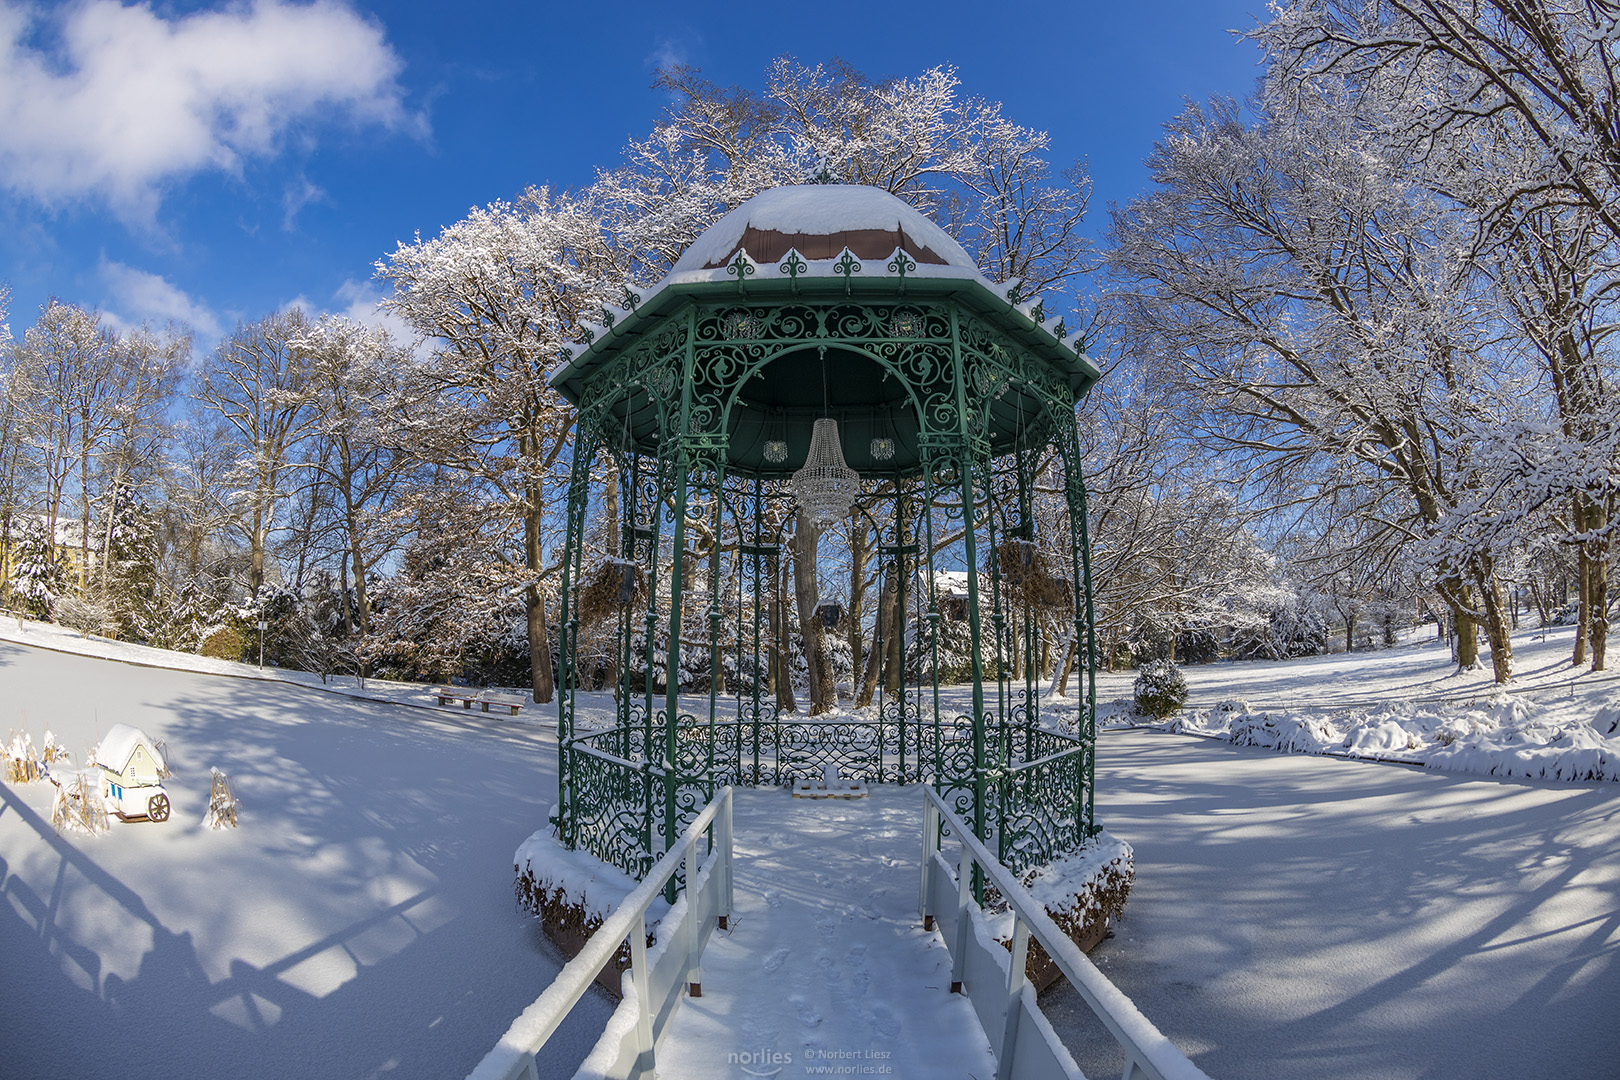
[[654, 786, 995, 1080]]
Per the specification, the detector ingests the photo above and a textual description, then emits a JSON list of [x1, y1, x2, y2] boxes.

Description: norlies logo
[[730, 1047, 793, 1076]]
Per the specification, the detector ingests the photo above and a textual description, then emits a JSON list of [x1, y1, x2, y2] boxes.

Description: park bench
[[434, 689, 524, 716]]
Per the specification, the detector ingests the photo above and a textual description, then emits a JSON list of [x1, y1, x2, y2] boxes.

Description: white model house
[[94, 724, 171, 822]]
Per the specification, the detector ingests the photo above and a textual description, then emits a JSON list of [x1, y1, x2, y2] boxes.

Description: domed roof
[[670, 184, 978, 273]]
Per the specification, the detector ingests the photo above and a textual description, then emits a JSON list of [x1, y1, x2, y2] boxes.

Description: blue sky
[[0, 0, 1268, 351]]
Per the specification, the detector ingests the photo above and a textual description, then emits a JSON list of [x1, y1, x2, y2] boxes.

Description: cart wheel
[[147, 793, 171, 822]]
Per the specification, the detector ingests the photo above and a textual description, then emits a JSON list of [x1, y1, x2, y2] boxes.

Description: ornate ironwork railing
[[566, 704, 1092, 884]]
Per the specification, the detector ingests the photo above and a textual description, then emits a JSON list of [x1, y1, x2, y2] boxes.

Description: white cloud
[[100, 258, 222, 337], [282, 173, 329, 230], [0, 1, 417, 222], [644, 30, 700, 73], [282, 278, 418, 353], [332, 278, 418, 349]]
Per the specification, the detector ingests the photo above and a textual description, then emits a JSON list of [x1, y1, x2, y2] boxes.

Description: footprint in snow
[[861, 890, 886, 919], [763, 890, 783, 909], [847, 942, 867, 964], [762, 947, 791, 972], [870, 1003, 901, 1038], [792, 995, 823, 1027]]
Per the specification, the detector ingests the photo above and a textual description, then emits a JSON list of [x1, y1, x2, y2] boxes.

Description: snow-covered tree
[[290, 315, 419, 647], [378, 186, 614, 703], [196, 309, 319, 598], [1106, 85, 1522, 681], [1257, 0, 1620, 257], [7, 516, 64, 618]]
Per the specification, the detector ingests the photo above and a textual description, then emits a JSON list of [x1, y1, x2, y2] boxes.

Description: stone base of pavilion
[[979, 829, 1135, 993], [514, 824, 668, 998]]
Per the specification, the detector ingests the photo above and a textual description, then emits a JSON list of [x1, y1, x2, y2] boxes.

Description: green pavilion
[[548, 184, 1103, 887]]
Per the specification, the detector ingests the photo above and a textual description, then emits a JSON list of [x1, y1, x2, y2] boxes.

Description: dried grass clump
[[992, 540, 1074, 611], [5, 730, 39, 783], [204, 767, 241, 829], [40, 730, 72, 768], [50, 771, 109, 836], [576, 558, 647, 626]]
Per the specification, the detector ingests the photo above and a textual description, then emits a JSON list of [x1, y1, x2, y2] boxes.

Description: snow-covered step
[[652, 786, 994, 1078], [791, 763, 869, 799]]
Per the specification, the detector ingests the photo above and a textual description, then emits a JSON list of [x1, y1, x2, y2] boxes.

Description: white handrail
[[921, 786, 1211, 1080], [468, 786, 733, 1080]]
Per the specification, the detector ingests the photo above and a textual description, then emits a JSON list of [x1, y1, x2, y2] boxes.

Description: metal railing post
[[720, 789, 734, 929], [686, 838, 703, 997], [920, 795, 940, 930], [630, 912, 654, 1074], [996, 918, 1030, 1080], [951, 839, 973, 994]]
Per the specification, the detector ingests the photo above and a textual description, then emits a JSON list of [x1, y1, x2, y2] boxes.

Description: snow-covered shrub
[[50, 770, 109, 836], [1133, 659, 1188, 720], [200, 624, 245, 661], [40, 730, 71, 768], [1231, 600, 1328, 660], [1129, 628, 1220, 666], [981, 830, 1134, 990], [908, 614, 978, 683], [1229, 710, 1340, 754], [55, 592, 118, 637]]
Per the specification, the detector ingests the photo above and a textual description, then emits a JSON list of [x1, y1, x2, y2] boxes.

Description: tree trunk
[[1591, 545, 1609, 672], [1574, 513, 1591, 665], [1344, 615, 1356, 654], [774, 558, 796, 713], [847, 519, 869, 697], [883, 580, 903, 694], [788, 511, 833, 714], [710, 533, 726, 695], [525, 505, 554, 703], [1477, 569, 1514, 684], [1444, 583, 1482, 670], [857, 572, 895, 708], [528, 593, 554, 702], [338, 548, 354, 636], [1049, 626, 1077, 698]]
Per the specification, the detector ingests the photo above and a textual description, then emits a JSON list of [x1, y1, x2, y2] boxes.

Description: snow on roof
[[93, 723, 159, 773], [670, 184, 978, 273]]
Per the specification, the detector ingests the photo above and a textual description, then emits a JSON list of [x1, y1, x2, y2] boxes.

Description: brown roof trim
[[700, 226, 955, 269]]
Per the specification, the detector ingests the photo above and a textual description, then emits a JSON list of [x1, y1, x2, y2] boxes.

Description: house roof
[[94, 723, 161, 774]]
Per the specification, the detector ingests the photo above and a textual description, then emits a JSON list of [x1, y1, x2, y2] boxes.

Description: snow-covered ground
[[3, 615, 1619, 1079], [0, 635, 606, 1080], [1049, 728, 1620, 1080], [0, 614, 546, 721], [1075, 623, 1620, 782]]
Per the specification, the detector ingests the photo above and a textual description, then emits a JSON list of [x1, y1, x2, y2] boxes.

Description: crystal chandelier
[[791, 418, 860, 525]]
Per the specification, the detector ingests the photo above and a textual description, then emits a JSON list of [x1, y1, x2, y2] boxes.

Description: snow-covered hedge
[[1170, 696, 1620, 782]]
